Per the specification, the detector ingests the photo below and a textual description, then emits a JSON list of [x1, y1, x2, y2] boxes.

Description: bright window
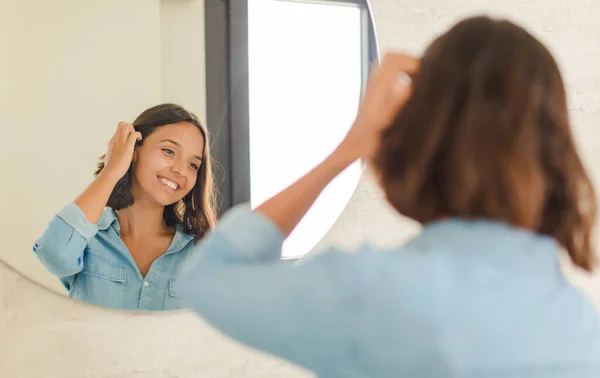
[[248, 0, 365, 258]]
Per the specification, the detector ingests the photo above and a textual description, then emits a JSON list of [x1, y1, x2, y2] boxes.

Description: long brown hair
[[96, 104, 218, 240], [372, 16, 597, 271]]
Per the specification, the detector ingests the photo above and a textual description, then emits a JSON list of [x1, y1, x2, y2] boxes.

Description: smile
[[158, 176, 181, 191]]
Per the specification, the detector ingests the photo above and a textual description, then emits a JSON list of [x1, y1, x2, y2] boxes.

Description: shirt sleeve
[[176, 204, 369, 374], [33, 202, 98, 278]]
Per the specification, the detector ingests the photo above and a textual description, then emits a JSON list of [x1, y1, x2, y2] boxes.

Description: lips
[[158, 176, 181, 191]]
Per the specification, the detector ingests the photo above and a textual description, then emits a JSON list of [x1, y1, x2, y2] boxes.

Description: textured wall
[[1, 0, 600, 377]]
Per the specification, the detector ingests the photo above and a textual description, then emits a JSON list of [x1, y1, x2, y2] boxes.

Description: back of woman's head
[[372, 16, 597, 271]]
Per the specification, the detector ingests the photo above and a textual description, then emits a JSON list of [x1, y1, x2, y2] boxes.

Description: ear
[[132, 149, 139, 163]]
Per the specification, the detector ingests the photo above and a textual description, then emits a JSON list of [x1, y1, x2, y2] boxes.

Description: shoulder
[[91, 206, 118, 232], [294, 243, 447, 335], [298, 242, 429, 294]]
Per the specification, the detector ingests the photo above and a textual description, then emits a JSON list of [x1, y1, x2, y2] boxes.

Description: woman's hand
[[338, 53, 420, 160], [73, 122, 141, 223], [103, 121, 142, 180]]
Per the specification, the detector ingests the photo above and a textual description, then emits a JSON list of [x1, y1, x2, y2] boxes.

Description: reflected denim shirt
[[177, 205, 600, 378], [33, 202, 196, 311]]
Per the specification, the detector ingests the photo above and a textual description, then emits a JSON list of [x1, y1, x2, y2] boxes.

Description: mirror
[[0, 0, 378, 312]]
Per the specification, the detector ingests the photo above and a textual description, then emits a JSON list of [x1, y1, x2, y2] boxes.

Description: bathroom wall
[[160, 0, 208, 120], [1, 0, 600, 377]]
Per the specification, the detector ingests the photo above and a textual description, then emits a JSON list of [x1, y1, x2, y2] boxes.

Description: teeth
[[159, 177, 179, 190]]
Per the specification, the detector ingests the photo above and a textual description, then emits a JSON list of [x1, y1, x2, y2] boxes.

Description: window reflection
[[248, 0, 364, 258]]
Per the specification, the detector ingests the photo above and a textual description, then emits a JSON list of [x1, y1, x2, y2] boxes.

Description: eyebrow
[[161, 139, 203, 161]]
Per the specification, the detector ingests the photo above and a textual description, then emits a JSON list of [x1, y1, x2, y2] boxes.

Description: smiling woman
[[32, 104, 218, 311]]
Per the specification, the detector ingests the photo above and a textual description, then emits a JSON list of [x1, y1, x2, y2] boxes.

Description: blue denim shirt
[[177, 205, 600, 377], [33, 202, 196, 311]]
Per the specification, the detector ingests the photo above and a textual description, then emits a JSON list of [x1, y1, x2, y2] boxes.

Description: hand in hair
[[340, 53, 419, 160], [72, 122, 141, 224], [103, 121, 142, 181]]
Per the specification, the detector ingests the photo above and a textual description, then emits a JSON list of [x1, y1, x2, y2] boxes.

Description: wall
[[160, 0, 207, 122], [1, 0, 600, 377]]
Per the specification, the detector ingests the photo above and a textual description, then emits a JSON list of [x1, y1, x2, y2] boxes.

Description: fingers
[[113, 121, 124, 143], [381, 52, 420, 75], [119, 121, 135, 141], [127, 131, 142, 143], [126, 131, 142, 150], [378, 53, 420, 94], [366, 53, 420, 95], [111, 121, 135, 145], [379, 54, 420, 101]]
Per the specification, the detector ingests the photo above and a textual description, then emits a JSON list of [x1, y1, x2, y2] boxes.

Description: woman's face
[[132, 121, 205, 207]]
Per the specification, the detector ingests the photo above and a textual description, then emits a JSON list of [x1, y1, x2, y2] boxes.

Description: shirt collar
[[98, 207, 195, 252]]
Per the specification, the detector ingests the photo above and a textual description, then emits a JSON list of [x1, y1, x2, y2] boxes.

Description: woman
[[34, 103, 217, 311], [177, 16, 600, 376]]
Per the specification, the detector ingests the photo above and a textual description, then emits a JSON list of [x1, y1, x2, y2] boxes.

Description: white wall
[[160, 0, 207, 122], [1, 0, 600, 377]]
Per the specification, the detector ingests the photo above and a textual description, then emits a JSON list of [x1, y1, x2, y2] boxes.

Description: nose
[[171, 158, 186, 175]]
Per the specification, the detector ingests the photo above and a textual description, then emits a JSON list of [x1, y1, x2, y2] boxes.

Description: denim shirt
[[177, 205, 600, 378], [33, 202, 196, 311]]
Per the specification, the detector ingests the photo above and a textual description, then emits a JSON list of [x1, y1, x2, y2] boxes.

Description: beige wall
[[1, 0, 600, 377], [160, 0, 207, 122]]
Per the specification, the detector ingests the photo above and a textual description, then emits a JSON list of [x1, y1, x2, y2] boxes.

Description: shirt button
[[143, 281, 149, 287]]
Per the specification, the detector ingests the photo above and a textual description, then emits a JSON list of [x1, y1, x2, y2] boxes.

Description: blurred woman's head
[[372, 16, 596, 271]]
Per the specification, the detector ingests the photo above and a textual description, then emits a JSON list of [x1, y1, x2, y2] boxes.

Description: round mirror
[[0, 0, 379, 312]]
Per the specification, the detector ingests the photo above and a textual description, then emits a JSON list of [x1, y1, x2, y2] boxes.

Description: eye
[[190, 162, 200, 171], [162, 148, 175, 156]]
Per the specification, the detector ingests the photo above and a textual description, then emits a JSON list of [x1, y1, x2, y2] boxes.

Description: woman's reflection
[[32, 104, 217, 311]]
